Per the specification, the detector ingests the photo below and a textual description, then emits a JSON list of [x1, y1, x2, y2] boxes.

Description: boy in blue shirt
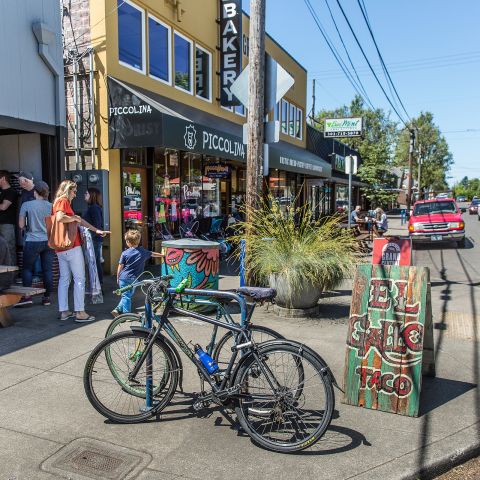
[[112, 229, 164, 317]]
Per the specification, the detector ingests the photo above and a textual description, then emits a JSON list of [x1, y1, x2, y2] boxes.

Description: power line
[[334, 0, 408, 127], [303, 0, 376, 110], [323, 0, 373, 108], [357, 0, 411, 121]]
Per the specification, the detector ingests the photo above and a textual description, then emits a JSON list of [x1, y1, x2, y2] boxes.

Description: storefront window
[[296, 107, 303, 139], [202, 159, 221, 218], [118, 0, 145, 72], [335, 184, 349, 212], [180, 152, 202, 223], [174, 32, 193, 93], [122, 148, 145, 166], [195, 46, 211, 101], [269, 170, 296, 213], [154, 148, 180, 237], [148, 15, 170, 83], [231, 166, 245, 219]]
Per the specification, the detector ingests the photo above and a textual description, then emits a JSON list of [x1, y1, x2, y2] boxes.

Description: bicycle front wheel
[[84, 331, 178, 423], [233, 341, 334, 453]]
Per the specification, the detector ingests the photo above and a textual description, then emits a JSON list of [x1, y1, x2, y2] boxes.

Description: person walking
[[52, 180, 110, 322], [83, 187, 104, 288], [16, 181, 53, 306], [112, 229, 163, 317], [0, 170, 18, 265]]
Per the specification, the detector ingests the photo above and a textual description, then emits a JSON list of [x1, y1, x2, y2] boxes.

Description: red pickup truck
[[408, 198, 466, 247]]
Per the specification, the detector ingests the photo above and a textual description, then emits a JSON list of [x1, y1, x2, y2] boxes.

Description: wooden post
[[246, 0, 266, 216]]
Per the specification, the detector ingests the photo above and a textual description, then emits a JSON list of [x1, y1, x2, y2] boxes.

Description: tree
[[315, 96, 399, 207], [395, 112, 453, 195]]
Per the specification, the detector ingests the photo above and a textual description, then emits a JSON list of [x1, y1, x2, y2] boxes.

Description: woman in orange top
[[52, 180, 110, 322]]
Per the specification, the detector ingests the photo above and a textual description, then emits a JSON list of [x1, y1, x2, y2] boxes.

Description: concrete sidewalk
[[0, 218, 478, 480]]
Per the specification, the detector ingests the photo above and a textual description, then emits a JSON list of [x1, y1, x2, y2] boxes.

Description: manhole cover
[[41, 438, 151, 480]]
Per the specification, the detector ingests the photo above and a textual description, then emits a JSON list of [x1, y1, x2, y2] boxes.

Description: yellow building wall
[[90, 0, 309, 272]]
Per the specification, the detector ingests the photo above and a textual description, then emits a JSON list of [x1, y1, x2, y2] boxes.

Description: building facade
[[0, 0, 65, 191], [64, 0, 333, 272]]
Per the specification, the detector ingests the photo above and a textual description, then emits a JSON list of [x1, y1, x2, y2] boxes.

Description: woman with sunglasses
[[52, 180, 110, 322]]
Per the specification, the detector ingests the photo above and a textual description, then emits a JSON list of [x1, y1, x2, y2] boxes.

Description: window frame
[[289, 103, 296, 137], [235, 104, 246, 117], [118, 0, 146, 75], [147, 13, 172, 85], [173, 30, 194, 95], [296, 107, 303, 140], [281, 99, 289, 134], [195, 43, 212, 103]]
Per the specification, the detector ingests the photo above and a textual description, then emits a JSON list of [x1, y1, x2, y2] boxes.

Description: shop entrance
[[122, 167, 148, 248]]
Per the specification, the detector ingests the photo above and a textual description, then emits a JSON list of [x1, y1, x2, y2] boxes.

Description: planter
[[269, 273, 322, 309]]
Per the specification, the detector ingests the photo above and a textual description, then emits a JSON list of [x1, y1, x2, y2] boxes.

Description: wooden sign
[[343, 265, 435, 417], [372, 238, 412, 266]]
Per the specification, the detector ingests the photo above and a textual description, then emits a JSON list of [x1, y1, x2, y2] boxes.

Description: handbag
[[45, 214, 78, 250]]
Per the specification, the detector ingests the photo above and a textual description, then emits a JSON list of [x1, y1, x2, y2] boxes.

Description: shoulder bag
[[45, 214, 78, 251]]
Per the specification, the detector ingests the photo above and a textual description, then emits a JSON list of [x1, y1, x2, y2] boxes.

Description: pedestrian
[[112, 229, 164, 317], [373, 208, 389, 236], [15, 171, 35, 206], [52, 180, 110, 323], [0, 170, 18, 265], [83, 187, 104, 288], [16, 181, 53, 307]]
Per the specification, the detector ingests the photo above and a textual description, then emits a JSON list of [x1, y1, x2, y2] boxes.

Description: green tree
[[315, 96, 399, 207], [395, 112, 453, 195]]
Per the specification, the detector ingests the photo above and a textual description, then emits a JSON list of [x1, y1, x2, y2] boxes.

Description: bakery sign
[[204, 163, 231, 179], [220, 0, 242, 106]]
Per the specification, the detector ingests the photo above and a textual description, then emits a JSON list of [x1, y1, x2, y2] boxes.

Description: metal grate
[[421, 222, 449, 230], [41, 438, 152, 480]]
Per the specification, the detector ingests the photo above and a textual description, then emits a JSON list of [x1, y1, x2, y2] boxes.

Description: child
[[112, 229, 164, 317]]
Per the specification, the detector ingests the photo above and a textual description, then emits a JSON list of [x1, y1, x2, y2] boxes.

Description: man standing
[[15, 171, 35, 205], [0, 170, 18, 265], [17, 181, 53, 306]]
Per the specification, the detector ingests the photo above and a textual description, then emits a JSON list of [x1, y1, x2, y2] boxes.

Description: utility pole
[[417, 144, 423, 201], [311, 79, 316, 125], [406, 128, 415, 211], [246, 0, 266, 219]]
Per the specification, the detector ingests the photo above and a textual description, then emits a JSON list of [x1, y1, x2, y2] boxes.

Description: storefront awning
[[107, 76, 330, 176]]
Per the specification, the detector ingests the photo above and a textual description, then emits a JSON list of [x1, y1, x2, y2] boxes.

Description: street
[[0, 214, 478, 480]]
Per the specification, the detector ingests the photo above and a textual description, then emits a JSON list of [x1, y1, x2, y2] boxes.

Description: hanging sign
[[204, 163, 231, 178], [220, 0, 242, 106], [372, 238, 412, 266], [343, 265, 435, 417]]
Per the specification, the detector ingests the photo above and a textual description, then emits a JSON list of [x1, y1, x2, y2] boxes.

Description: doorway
[[122, 167, 148, 248]]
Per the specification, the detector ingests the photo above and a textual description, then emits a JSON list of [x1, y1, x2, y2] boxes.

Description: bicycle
[[84, 276, 336, 453], [105, 276, 284, 371]]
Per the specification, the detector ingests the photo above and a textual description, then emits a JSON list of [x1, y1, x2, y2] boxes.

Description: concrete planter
[[269, 273, 322, 309]]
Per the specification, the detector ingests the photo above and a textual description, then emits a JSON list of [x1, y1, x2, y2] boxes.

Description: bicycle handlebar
[[113, 275, 173, 296]]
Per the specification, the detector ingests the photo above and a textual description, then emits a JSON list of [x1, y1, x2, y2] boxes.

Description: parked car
[[468, 199, 480, 214], [456, 195, 466, 203], [336, 200, 349, 213], [408, 199, 466, 248], [436, 193, 449, 199]]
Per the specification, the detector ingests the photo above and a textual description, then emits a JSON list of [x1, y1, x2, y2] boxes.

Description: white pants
[[57, 246, 85, 312]]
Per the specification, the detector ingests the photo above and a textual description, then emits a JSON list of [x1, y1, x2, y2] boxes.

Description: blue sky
[[243, 0, 480, 185]]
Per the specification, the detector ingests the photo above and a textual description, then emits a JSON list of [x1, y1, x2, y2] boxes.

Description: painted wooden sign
[[372, 238, 412, 266], [343, 265, 435, 417]]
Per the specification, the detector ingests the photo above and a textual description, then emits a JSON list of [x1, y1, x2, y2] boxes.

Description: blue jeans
[[116, 279, 135, 313], [92, 239, 103, 285], [22, 241, 54, 296]]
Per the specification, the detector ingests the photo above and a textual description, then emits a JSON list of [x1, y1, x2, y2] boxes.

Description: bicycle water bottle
[[194, 344, 219, 374]]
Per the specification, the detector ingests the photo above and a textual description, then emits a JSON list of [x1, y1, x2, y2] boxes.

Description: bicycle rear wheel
[[212, 325, 283, 368], [105, 313, 144, 337], [233, 341, 334, 453], [84, 331, 178, 423]]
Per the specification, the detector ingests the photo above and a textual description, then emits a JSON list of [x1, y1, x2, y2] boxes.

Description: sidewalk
[[0, 222, 478, 480]]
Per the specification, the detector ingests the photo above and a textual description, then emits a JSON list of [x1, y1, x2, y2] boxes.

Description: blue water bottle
[[194, 344, 219, 374]]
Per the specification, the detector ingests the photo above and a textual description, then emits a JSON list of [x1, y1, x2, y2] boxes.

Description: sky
[[243, 0, 480, 186]]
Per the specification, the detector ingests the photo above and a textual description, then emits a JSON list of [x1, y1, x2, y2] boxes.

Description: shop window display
[[269, 170, 296, 213], [154, 148, 180, 238]]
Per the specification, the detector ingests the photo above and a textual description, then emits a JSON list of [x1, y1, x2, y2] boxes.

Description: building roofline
[[242, 11, 307, 73]]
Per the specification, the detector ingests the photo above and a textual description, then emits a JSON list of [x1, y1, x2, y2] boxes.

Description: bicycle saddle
[[236, 287, 277, 301]]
